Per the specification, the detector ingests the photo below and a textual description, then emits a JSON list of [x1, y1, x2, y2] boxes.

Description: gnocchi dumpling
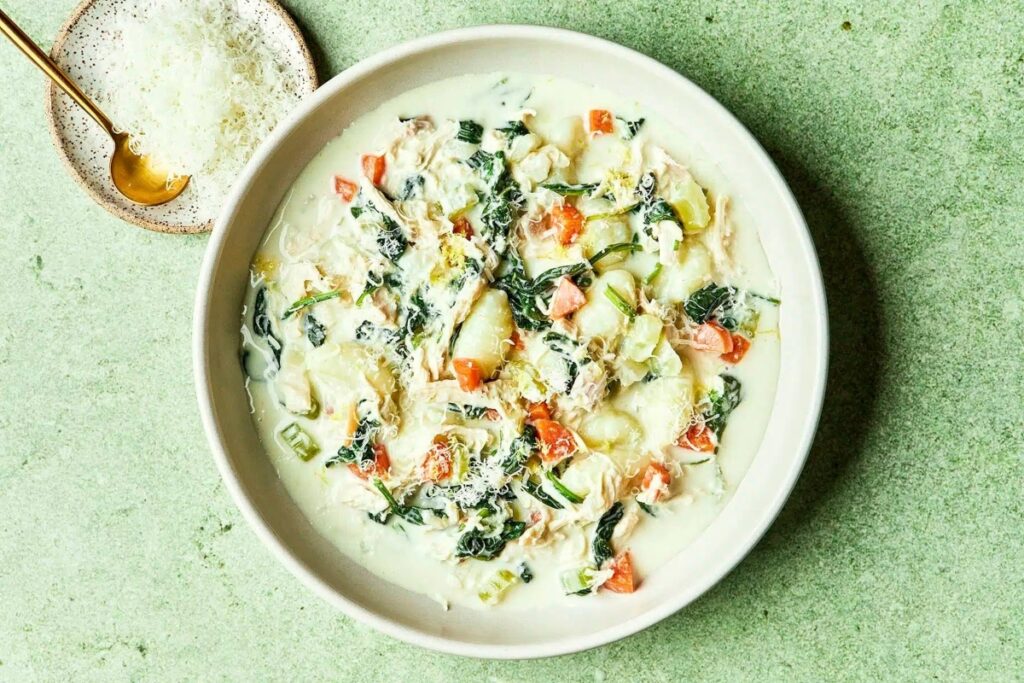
[[575, 269, 637, 342], [651, 239, 711, 304], [451, 288, 514, 379]]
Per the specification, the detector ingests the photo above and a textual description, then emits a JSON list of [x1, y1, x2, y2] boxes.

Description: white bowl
[[193, 25, 828, 659]]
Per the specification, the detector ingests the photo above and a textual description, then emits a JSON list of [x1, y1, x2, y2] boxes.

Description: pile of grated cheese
[[98, 0, 306, 212]]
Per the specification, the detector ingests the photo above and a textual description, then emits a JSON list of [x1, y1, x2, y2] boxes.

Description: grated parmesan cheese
[[98, 0, 306, 211]]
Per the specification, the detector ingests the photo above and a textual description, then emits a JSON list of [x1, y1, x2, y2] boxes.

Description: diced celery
[[560, 566, 608, 595], [478, 569, 519, 605], [280, 422, 319, 461], [621, 314, 662, 362], [448, 436, 471, 483], [666, 176, 710, 234]]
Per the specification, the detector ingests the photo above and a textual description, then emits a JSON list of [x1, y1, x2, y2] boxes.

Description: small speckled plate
[[44, 0, 318, 234]]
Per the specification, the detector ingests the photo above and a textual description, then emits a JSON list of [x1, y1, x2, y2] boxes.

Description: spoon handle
[[0, 9, 113, 135]]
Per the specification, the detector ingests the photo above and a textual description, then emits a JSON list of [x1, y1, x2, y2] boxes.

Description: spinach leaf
[[684, 283, 737, 324], [619, 117, 645, 140], [517, 562, 534, 583], [500, 425, 537, 476], [326, 406, 380, 470], [253, 287, 273, 337], [355, 320, 406, 359], [493, 250, 590, 331], [447, 403, 490, 420], [377, 214, 408, 262], [353, 194, 409, 262], [704, 375, 742, 437], [635, 172, 680, 234], [636, 499, 656, 516], [398, 174, 425, 200], [523, 476, 564, 510], [252, 287, 282, 366], [304, 314, 326, 347], [356, 270, 402, 305], [465, 149, 491, 170], [496, 120, 529, 139], [455, 521, 527, 560], [592, 502, 624, 567], [457, 120, 484, 144], [400, 289, 434, 346], [474, 151, 525, 257], [540, 182, 598, 196], [543, 332, 585, 392]]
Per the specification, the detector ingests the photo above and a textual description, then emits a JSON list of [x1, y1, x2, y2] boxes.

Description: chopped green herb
[[589, 241, 642, 266], [540, 182, 598, 196], [604, 285, 636, 319], [282, 290, 341, 319], [545, 469, 585, 504], [524, 476, 564, 509], [372, 478, 425, 525], [645, 263, 663, 284]]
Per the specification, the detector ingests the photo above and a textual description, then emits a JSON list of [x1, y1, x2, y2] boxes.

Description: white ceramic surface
[[45, 0, 317, 233], [193, 25, 828, 659]]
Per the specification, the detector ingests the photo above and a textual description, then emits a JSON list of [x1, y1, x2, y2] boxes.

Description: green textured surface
[[1, 0, 1022, 679]]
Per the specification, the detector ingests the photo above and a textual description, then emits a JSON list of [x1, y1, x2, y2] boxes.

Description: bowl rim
[[43, 0, 318, 234], [193, 24, 828, 659]]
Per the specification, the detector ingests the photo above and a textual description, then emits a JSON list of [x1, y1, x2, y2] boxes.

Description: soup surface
[[241, 73, 780, 609]]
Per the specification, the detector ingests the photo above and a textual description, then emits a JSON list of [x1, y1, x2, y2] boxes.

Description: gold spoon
[[0, 9, 188, 206]]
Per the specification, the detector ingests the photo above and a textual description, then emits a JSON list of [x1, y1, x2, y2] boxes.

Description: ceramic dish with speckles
[[45, 0, 317, 234]]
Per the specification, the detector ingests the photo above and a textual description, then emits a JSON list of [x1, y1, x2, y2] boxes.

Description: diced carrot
[[453, 216, 474, 238], [421, 435, 452, 482], [510, 329, 525, 351], [640, 462, 672, 502], [603, 551, 636, 593], [551, 204, 584, 245], [348, 443, 391, 480], [533, 418, 577, 462], [526, 401, 553, 423], [678, 423, 716, 452], [361, 154, 386, 185], [333, 175, 358, 202], [721, 334, 751, 364], [691, 321, 734, 354], [549, 277, 587, 320], [452, 358, 484, 391], [589, 109, 614, 135]]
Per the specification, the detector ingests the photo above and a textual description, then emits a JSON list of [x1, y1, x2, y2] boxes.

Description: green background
[[2, 1, 1022, 680]]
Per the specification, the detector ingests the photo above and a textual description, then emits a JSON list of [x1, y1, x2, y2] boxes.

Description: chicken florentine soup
[[241, 73, 780, 609]]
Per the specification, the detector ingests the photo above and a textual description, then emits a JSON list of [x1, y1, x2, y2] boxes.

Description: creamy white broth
[[241, 73, 780, 610]]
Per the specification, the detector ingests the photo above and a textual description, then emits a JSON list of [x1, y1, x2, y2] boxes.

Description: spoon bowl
[[109, 132, 190, 206]]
